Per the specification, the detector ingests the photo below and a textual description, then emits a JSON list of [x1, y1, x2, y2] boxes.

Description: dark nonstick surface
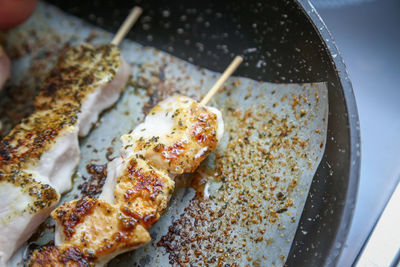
[[47, 0, 360, 265]]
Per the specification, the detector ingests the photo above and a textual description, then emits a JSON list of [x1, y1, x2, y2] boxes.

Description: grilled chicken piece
[[0, 107, 80, 193], [31, 157, 174, 266], [100, 157, 174, 221], [35, 198, 151, 267], [121, 95, 224, 174], [111, 157, 174, 223], [0, 45, 11, 90], [29, 95, 224, 266], [0, 44, 129, 265], [34, 44, 130, 137], [0, 171, 59, 266]]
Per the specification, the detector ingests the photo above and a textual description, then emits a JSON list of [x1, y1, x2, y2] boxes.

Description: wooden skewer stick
[[111, 7, 143, 46], [200, 56, 243, 105]]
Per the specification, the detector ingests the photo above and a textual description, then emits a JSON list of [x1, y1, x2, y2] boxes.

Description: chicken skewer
[[0, 8, 142, 265], [29, 57, 243, 266]]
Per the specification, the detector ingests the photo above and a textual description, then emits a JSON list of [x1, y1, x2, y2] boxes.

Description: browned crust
[[34, 44, 121, 110], [159, 103, 218, 173], [29, 246, 93, 267], [116, 157, 174, 228], [123, 158, 166, 202], [53, 198, 98, 239]]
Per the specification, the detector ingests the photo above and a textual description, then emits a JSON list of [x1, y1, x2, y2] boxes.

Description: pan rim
[[295, 0, 361, 266]]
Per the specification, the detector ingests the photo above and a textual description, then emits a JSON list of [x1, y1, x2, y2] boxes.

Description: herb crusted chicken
[[0, 44, 130, 265], [29, 95, 224, 266]]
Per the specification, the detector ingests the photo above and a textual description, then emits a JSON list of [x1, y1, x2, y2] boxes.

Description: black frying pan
[[46, 0, 360, 265]]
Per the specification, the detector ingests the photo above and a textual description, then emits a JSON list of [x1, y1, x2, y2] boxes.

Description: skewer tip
[[111, 6, 143, 46], [200, 55, 243, 105]]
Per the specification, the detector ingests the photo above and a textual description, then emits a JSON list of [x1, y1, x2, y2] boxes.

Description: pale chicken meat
[[0, 44, 130, 265], [29, 95, 224, 266]]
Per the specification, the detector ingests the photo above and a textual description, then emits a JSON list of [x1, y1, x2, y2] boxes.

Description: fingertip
[[0, 0, 38, 31]]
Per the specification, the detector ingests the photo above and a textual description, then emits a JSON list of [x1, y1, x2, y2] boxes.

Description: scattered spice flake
[[157, 96, 312, 265], [85, 30, 99, 43], [291, 95, 301, 110], [315, 91, 320, 102], [77, 164, 107, 198], [105, 146, 115, 161]]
